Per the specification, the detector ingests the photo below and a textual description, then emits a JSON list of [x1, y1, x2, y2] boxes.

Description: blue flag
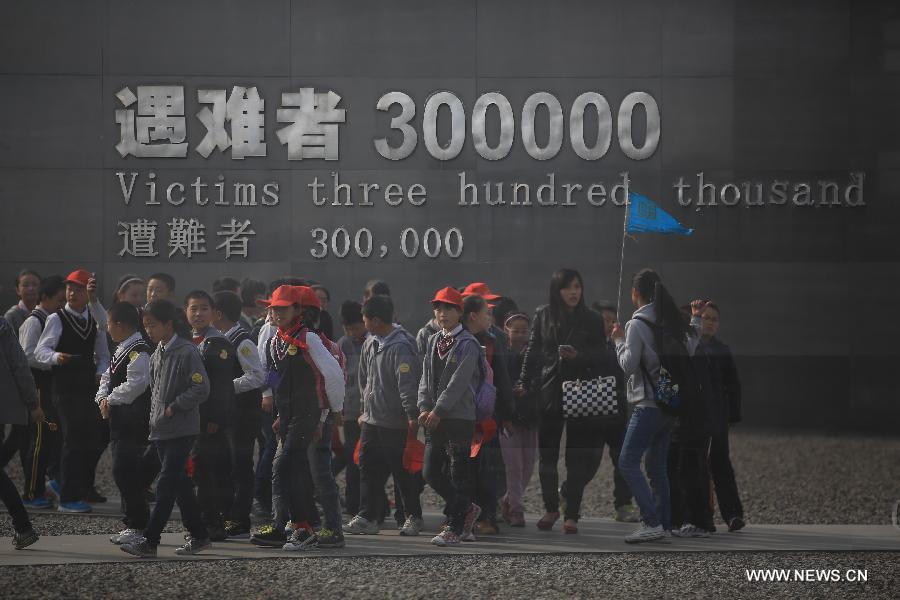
[[626, 192, 693, 236]]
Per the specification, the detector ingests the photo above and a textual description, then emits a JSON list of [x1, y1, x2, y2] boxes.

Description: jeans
[[254, 409, 277, 512], [55, 392, 102, 503], [307, 418, 342, 531], [500, 423, 538, 515], [358, 422, 422, 522], [709, 432, 744, 522], [226, 399, 261, 526], [423, 418, 474, 535], [111, 438, 151, 530], [618, 406, 674, 529], [272, 425, 316, 529], [332, 419, 361, 515], [143, 436, 208, 546]]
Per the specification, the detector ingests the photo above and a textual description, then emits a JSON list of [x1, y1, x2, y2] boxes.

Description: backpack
[[633, 316, 701, 417], [457, 340, 497, 422]]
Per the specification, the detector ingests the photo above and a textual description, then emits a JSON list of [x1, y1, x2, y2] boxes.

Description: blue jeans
[[307, 418, 342, 532], [617, 406, 674, 529]]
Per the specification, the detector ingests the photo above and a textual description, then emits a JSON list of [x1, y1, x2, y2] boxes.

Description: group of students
[[0, 264, 744, 553]]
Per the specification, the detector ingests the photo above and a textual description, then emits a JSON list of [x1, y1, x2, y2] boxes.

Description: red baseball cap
[[297, 286, 321, 309], [64, 269, 92, 288], [462, 282, 502, 302], [256, 285, 304, 308], [431, 286, 464, 309]]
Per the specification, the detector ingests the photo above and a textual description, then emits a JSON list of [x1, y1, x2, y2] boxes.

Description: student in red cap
[[417, 287, 482, 546], [34, 269, 110, 513]]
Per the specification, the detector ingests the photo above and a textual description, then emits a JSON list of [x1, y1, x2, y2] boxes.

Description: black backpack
[[634, 316, 702, 417]]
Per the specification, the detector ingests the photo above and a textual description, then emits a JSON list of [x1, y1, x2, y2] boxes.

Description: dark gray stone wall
[[1, 0, 897, 432]]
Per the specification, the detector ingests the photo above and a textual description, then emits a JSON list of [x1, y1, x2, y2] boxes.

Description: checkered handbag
[[562, 375, 620, 418]]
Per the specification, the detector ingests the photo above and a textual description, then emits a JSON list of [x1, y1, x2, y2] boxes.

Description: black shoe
[[13, 528, 39, 550], [250, 525, 287, 547], [121, 538, 157, 558], [207, 524, 227, 542], [316, 528, 345, 549], [83, 488, 107, 504], [728, 517, 745, 532], [224, 520, 251, 539], [175, 537, 211, 555]]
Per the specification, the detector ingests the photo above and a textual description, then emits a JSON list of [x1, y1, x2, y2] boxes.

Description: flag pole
[[616, 196, 630, 320]]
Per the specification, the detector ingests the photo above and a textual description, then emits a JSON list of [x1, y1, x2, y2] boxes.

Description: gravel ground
[[0, 552, 894, 599], [2, 429, 898, 538]]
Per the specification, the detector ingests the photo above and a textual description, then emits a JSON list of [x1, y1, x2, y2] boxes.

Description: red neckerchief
[[277, 320, 308, 351]]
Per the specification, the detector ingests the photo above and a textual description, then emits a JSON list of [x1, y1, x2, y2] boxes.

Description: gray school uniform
[[417, 327, 480, 422], [359, 326, 420, 429], [148, 335, 210, 441]]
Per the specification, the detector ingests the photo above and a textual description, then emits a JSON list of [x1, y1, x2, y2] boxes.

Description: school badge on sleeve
[[191, 372, 204, 384], [287, 345, 298, 356], [240, 345, 252, 357], [128, 351, 139, 361]]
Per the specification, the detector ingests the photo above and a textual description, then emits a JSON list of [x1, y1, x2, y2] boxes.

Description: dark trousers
[[668, 436, 714, 530], [332, 419, 361, 515], [0, 424, 26, 469], [227, 401, 260, 526], [56, 392, 102, 503], [191, 429, 230, 529], [254, 410, 277, 512], [423, 418, 474, 534], [472, 434, 505, 522], [709, 432, 744, 522], [272, 426, 316, 529], [21, 391, 63, 499], [111, 438, 151, 530], [359, 423, 422, 522], [307, 418, 343, 532], [87, 412, 109, 491], [143, 436, 208, 546], [0, 465, 31, 533], [539, 415, 632, 520]]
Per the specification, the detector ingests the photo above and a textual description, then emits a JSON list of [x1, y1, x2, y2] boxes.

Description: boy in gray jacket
[[343, 295, 423, 537], [120, 300, 212, 558], [417, 287, 481, 546]]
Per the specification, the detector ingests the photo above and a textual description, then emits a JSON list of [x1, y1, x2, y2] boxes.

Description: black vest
[[51, 307, 98, 392], [197, 334, 237, 428], [27, 308, 52, 390], [225, 326, 263, 408], [107, 339, 151, 441], [267, 330, 319, 431]]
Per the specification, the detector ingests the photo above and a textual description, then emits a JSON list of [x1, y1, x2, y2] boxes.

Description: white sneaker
[[624, 523, 665, 544], [460, 530, 476, 542], [110, 528, 142, 545], [399, 516, 424, 537], [342, 515, 380, 535], [671, 523, 710, 538]]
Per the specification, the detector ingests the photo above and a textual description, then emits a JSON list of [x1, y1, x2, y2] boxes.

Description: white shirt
[[226, 324, 266, 394], [19, 307, 50, 371], [257, 319, 277, 398], [95, 331, 150, 406], [34, 303, 111, 376], [304, 330, 345, 413], [88, 300, 108, 331]]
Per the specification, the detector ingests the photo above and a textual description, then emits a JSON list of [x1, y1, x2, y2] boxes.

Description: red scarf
[[277, 320, 308, 351]]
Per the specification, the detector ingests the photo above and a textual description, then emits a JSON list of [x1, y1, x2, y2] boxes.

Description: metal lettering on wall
[[111, 83, 864, 263]]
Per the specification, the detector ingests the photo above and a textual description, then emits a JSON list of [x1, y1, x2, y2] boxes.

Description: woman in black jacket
[[517, 269, 618, 533]]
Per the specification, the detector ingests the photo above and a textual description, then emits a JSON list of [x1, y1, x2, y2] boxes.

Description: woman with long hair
[[610, 268, 705, 543], [518, 268, 616, 534]]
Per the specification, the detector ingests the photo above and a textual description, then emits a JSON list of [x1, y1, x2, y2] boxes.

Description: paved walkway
[[1, 505, 897, 566]]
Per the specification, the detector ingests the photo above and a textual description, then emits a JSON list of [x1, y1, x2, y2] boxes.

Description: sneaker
[[508, 512, 525, 528], [728, 517, 746, 532], [316, 528, 344, 549], [175, 537, 211, 555], [671, 523, 710, 538], [110, 528, 142, 545], [23, 497, 52, 510], [121, 538, 157, 558], [431, 529, 461, 546], [462, 503, 481, 538], [13, 528, 39, 550], [83, 488, 107, 503], [461, 530, 476, 542], [624, 523, 665, 544], [224, 520, 251, 539], [206, 523, 227, 542], [283, 528, 318, 551], [475, 519, 499, 535], [536, 511, 559, 531], [58, 501, 92, 513], [250, 524, 288, 547], [45, 480, 61, 502], [342, 515, 379, 535], [399, 516, 424, 537], [615, 504, 640, 523]]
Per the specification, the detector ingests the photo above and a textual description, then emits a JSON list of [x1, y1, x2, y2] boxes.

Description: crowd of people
[[0, 265, 744, 554]]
